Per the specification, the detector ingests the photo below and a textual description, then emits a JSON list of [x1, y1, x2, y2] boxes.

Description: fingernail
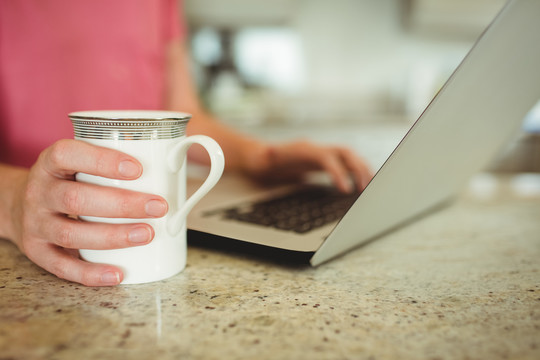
[[119, 160, 141, 178], [145, 199, 168, 217], [101, 271, 121, 285], [128, 226, 152, 244]]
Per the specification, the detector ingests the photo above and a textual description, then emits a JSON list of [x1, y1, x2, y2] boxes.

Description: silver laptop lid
[[311, 0, 540, 265]]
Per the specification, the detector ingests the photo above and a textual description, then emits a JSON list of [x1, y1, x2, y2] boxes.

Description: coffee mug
[[69, 110, 224, 284]]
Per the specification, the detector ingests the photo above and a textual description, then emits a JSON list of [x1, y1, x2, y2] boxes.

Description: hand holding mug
[[11, 110, 224, 286], [10, 139, 168, 286]]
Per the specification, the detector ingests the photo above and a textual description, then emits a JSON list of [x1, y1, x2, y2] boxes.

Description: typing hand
[[249, 141, 373, 193]]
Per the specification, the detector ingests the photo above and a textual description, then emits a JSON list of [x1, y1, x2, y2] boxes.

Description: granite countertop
[[1, 173, 539, 360]]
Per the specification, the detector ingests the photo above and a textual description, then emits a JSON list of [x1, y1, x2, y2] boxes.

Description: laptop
[[186, 0, 540, 266]]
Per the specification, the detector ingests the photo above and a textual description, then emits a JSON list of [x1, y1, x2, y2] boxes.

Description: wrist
[[0, 164, 28, 247], [237, 140, 274, 178]]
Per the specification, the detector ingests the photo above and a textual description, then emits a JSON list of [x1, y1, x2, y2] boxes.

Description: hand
[[248, 140, 373, 193], [10, 140, 168, 286]]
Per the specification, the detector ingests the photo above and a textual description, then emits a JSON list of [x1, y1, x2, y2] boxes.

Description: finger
[[40, 215, 154, 250], [318, 151, 353, 193], [46, 180, 168, 218], [337, 148, 374, 191], [40, 139, 142, 180], [275, 143, 351, 192], [26, 242, 123, 286]]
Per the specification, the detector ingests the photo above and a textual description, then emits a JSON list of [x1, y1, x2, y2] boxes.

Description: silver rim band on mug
[[70, 116, 191, 140]]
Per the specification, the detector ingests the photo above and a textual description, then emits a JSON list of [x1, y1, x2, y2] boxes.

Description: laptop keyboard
[[208, 186, 360, 234]]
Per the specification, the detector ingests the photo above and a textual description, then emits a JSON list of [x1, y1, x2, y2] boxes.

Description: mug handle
[[166, 135, 225, 236]]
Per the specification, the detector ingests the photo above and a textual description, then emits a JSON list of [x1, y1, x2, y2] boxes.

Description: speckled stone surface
[[1, 173, 539, 360]]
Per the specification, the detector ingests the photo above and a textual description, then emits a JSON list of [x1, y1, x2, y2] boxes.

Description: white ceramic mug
[[69, 110, 224, 284]]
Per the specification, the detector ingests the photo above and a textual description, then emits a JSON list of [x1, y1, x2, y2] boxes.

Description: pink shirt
[[0, 0, 184, 167]]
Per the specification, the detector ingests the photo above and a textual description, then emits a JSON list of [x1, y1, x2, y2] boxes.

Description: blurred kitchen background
[[183, 0, 539, 173]]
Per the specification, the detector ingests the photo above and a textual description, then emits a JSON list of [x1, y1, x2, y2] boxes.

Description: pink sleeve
[[167, 0, 187, 41]]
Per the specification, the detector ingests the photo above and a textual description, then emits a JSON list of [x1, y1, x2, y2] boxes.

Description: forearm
[[0, 163, 28, 245], [184, 109, 270, 174], [165, 41, 271, 175]]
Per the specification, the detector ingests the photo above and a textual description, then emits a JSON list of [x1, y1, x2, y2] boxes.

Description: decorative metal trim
[[69, 111, 191, 140]]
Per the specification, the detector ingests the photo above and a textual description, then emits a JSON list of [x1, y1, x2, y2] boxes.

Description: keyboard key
[[214, 186, 360, 234]]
